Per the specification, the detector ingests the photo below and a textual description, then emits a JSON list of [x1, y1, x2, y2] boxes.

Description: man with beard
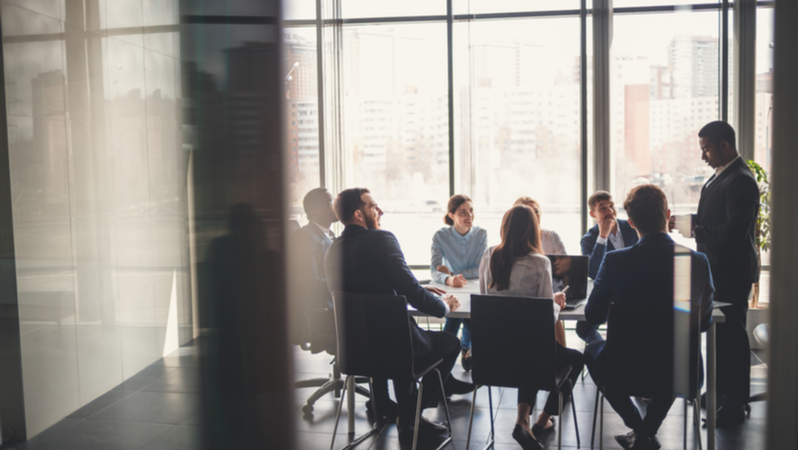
[[324, 188, 473, 441], [577, 190, 639, 343]]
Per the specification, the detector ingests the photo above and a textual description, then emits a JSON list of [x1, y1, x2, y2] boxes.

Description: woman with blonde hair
[[513, 197, 567, 255], [431, 194, 487, 371], [479, 205, 583, 450]]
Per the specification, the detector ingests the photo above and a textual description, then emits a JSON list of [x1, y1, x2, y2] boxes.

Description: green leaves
[[746, 160, 771, 252]]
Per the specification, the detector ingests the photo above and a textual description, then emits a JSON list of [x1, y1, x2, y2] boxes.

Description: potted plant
[[745, 159, 770, 348]]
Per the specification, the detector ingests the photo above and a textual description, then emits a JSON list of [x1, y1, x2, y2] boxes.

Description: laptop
[[546, 255, 590, 309]]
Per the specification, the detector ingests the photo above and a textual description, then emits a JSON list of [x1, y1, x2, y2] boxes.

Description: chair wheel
[[302, 404, 314, 415]]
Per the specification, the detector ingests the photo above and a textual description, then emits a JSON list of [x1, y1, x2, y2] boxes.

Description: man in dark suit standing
[[584, 185, 715, 450], [577, 190, 640, 343], [672, 121, 759, 427], [324, 188, 472, 441]]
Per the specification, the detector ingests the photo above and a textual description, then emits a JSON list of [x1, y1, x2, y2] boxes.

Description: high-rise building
[[668, 35, 718, 99]]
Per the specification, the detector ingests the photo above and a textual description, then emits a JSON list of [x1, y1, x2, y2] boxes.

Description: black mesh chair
[[331, 292, 453, 450], [292, 307, 371, 416], [467, 295, 580, 450], [590, 303, 703, 450]]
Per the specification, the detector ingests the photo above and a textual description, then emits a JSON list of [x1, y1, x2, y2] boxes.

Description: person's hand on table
[[437, 265, 451, 275], [554, 291, 567, 311], [424, 285, 447, 296], [446, 274, 467, 287], [442, 294, 460, 312]]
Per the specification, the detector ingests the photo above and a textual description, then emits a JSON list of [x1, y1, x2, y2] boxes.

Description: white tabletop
[[414, 278, 725, 322]]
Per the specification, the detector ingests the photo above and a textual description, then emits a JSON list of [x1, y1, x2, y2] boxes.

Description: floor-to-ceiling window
[[282, 1, 770, 261]]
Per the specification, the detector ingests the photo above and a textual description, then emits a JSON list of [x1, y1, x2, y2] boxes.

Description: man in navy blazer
[[584, 185, 714, 450], [576, 190, 639, 343], [324, 188, 472, 440], [671, 121, 759, 427]]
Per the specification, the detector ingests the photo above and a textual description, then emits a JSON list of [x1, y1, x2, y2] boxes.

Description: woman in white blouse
[[478, 205, 584, 450], [513, 196, 567, 255]]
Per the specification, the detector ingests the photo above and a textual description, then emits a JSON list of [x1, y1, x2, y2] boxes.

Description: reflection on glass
[[2, 0, 190, 440], [342, 24, 450, 265], [454, 18, 583, 254], [611, 12, 718, 233]]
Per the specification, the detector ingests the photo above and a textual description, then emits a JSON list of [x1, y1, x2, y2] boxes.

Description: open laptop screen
[[546, 255, 589, 301]]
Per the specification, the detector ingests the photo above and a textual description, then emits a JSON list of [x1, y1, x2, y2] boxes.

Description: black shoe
[[396, 416, 448, 441], [461, 348, 472, 372], [365, 399, 398, 420], [649, 435, 662, 450], [444, 377, 475, 396], [615, 431, 636, 450], [512, 424, 544, 450], [531, 417, 555, 439]]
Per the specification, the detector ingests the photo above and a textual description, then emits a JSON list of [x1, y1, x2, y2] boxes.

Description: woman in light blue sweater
[[431, 194, 487, 371]]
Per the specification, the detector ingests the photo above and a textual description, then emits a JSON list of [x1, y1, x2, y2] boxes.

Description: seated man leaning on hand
[[583, 185, 714, 450], [324, 188, 474, 441], [577, 190, 639, 344]]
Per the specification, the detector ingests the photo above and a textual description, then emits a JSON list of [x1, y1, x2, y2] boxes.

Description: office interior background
[[0, 0, 794, 449]]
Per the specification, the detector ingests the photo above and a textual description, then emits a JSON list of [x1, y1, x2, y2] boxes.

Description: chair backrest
[[332, 291, 414, 379], [470, 295, 557, 391], [604, 302, 701, 399]]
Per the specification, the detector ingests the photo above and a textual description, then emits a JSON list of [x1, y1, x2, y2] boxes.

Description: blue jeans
[[443, 318, 471, 350]]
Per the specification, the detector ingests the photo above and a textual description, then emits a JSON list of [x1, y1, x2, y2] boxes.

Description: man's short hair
[[698, 121, 736, 149], [623, 184, 668, 234], [302, 188, 329, 215], [334, 188, 370, 223], [588, 190, 613, 211]]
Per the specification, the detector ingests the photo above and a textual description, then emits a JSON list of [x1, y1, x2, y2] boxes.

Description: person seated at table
[[578, 190, 639, 344], [514, 196, 570, 347], [583, 185, 714, 450], [431, 194, 488, 372], [513, 197, 567, 255], [478, 205, 584, 450], [325, 188, 474, 441]]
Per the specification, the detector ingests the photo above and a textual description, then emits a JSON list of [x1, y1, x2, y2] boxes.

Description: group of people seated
[[293, 121, 758, 450]]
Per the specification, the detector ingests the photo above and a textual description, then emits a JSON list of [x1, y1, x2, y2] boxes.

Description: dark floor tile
[[113, 365, 178, 392], [22, 418, 84, 449], [88, 391, 199, 425], [68, 390, 137, 418], [26, 419, 172, 450], [139, 441, 197, 450], [142, 368, 200, 394], [147, 425, 200, 448]]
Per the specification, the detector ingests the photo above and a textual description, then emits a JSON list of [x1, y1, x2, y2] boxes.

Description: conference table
[[409, 278, 726, 450]]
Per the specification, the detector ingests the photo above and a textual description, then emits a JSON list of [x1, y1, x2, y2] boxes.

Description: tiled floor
[[16, 334, 768, 450]]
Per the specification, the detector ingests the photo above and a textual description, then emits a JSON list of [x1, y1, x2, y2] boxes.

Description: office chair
[[330, 292, 454, 450], [292, 307, 370, 416], [467, 295, 581, 450], [590, 303, 703, 450]]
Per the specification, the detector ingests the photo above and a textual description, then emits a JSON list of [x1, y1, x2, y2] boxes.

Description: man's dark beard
[[366, 214, 380, 230]]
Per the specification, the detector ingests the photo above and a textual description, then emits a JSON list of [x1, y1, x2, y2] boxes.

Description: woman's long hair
[[489, 205, 543, 291]]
